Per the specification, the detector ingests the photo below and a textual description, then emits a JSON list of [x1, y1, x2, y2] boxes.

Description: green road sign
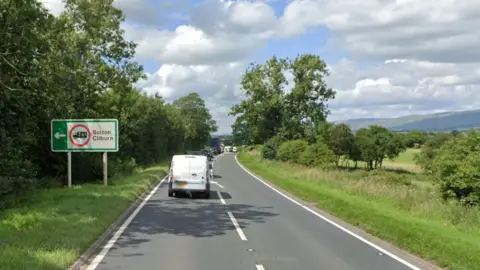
[[51, 119, 119, 152]]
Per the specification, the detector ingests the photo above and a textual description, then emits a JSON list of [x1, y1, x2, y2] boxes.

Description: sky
[[42, 0, 480, 134]]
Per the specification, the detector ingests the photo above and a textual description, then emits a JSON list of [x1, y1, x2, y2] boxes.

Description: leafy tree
[[281, 54, 335, 139], [232, 115, 253, 146], [0, 1, 216, 209], [173, 92, 218, 150], [431, 131, 480, 206], [230, 54, 335, 144], [355, 125, 405, 170], [415, 133, 453, 174], [305, 121, 334, 144], [328, 123, 354, 166], [404, 131, 427, 148], [348, 139, 362, 169]]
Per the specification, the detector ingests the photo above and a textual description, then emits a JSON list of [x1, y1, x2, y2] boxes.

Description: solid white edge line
[[86, 176, 167, 270], [217, 191, 227, 205], [255, 264, 266, 270], [234, 155, 423, 270], [227, 211, 247, 241]]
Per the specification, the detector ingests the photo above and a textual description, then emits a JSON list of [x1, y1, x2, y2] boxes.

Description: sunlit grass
[[238, 152, 480, 270], [0, 162, 168, 270]]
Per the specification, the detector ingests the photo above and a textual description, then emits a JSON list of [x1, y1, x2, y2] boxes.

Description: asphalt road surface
[[87, 153, 429, 270]]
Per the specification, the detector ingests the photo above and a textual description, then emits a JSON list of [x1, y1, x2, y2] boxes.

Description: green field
[[238, 152, 480, 270], [0, 163, 168, 270], [338, 148, 421, 172], [390, 148, 421, 164]]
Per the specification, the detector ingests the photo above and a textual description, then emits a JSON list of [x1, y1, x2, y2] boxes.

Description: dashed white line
[[255, 264, 266, 270], [227, 211, 247, 241], [212, 181, 224, 189], [217, 191, 226, 205], [86, 176, 167, 270], [234, 155, 423, 270]]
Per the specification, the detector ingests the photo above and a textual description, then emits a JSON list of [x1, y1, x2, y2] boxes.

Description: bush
[[297, 140, 335, 169], [262, 136, 284, 160], [109, 158, 137, 178], [362, 170, 412, 186], [248, 144, 263, 152], [431, 131, 480, 206], [0, 176, 37, 210], [277, 140, 308, 162]]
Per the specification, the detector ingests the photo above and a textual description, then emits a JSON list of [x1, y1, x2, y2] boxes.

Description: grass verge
[[0, 162, 168, 270], [238, 152, 480, 270]]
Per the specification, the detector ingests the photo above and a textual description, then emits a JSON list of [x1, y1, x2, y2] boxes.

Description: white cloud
[[41, 0, 480, 133], [137, 62, 246, 134], [278, 0, 480, 63], [327, 59, 480, 120], [124, 0, 276, 65]]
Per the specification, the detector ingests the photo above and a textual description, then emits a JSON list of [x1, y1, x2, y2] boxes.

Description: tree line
[[232, 54, 480, 206], [0, 0, 217, 210]]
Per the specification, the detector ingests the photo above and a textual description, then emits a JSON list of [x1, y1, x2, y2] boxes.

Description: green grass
[[238, 152, 480, 270], [0, 162, 168, 270], [390, 148, 421, 164]]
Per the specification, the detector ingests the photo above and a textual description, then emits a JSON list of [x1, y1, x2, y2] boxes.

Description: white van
[[168, 155, 212, 198], [232, 146, 237, 152]]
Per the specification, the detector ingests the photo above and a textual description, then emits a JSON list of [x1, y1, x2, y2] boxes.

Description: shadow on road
[[213, 174, 222, 178], [110, 191, 279, 253], [173, 191, 231, 200]]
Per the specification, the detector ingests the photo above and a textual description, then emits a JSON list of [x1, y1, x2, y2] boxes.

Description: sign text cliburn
[[51, 119, 119, 152]]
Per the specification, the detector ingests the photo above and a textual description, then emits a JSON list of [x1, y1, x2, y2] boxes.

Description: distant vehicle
[[168, 155, 212, 198], [232, 147, 237, 152], [210, 137, 221, 154], [224, 146, 232, 152]]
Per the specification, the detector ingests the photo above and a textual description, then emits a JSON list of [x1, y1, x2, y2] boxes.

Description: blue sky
[[41, 0, 480, 134]]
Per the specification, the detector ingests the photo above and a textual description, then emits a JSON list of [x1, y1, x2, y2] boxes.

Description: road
[[86, 153, 428, 270]]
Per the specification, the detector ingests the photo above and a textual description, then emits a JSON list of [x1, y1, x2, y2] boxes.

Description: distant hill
[[337, 109, 480, 131]]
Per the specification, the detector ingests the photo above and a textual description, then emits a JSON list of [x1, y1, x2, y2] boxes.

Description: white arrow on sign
[[55, 132, 66, 139]]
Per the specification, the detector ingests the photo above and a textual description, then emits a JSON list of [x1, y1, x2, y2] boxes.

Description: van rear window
[[173, 160, 205, 171]]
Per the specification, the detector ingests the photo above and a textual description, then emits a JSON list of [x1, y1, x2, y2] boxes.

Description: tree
[[404, 131, 427, 148], [173, 93, 217, 150], [415, 133, 453, 174], [431, 131, 480, 206], [281, 54, 335, 139], [230, 57, 288, 144], [328, 123, 354, 166], [232, 115, 253, 146], [0, 1, 217, 210], [355, 125, 405, 170], [230, 54, 335, 144]]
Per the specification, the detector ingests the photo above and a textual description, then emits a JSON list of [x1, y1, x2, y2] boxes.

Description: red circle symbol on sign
[[69, 124, 92, 147]]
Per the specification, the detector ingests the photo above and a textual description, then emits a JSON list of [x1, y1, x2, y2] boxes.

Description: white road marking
[[255, 264, 266, 270], [212, 181, 224, 188], [86, 176, 167, 270], [234, 155, 423, 270], [227, 211, 247, 241], [217, 191, 226, 205]]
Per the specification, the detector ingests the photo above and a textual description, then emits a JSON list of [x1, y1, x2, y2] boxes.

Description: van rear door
[[186, 157, 208, 184], [172, 156, 207, 184]]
